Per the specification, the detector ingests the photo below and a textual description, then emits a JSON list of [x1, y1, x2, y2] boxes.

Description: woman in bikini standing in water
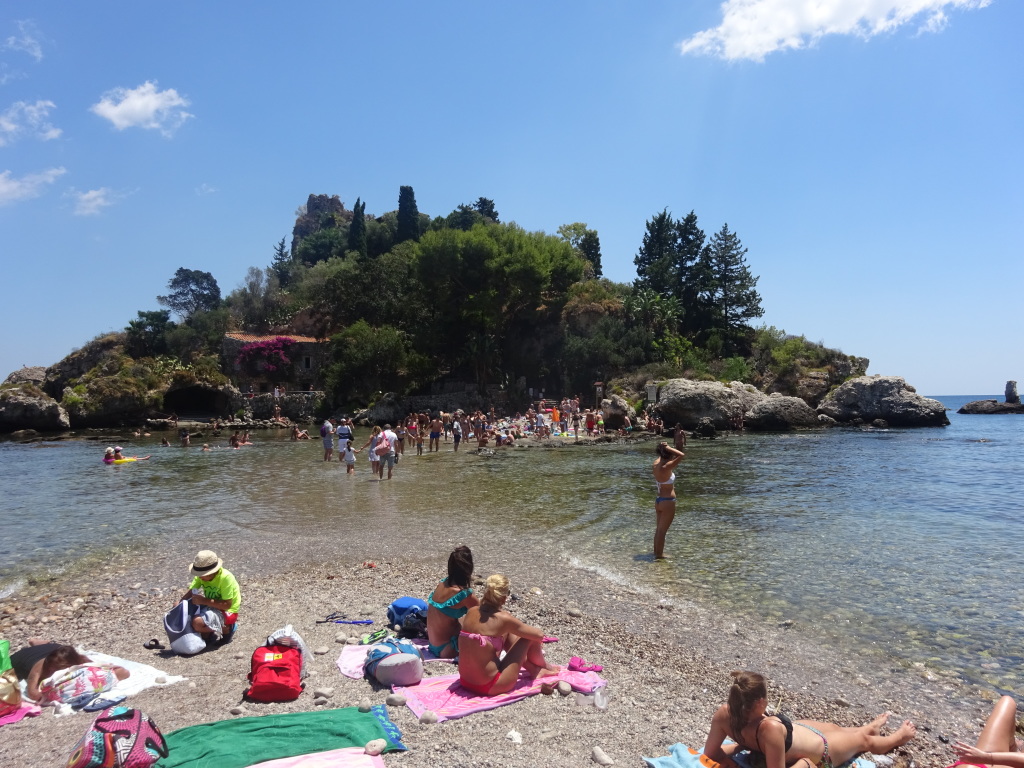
[[652, 440, 685, 560], [705, 671, 916, 768], [457, 574, 558, 696]]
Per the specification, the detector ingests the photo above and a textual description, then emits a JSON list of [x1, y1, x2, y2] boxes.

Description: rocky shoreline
[[0, 521, 996, 768]]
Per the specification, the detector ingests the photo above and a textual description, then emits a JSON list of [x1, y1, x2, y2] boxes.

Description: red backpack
[[245, 644, 303, 702]]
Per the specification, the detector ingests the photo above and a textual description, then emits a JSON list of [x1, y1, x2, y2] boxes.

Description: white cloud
[[195, 183, 217, 196], [0, 100, 61, 146], [2, 20, 43, 61], [680, 0, 992, 61], [69, 187, 115, 216], [0, 166, 65, 206], [90, 81, 193, 136]]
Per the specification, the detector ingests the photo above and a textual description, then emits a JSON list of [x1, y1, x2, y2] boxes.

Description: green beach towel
[[154, 705, 405, 768], [0, 640, 11, 674]]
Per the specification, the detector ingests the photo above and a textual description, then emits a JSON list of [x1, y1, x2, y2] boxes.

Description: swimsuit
[[426, 581, 472, 656], [460, 671, 502, 695], [794, 722, 833, 768], [655, 472, 676, 504]]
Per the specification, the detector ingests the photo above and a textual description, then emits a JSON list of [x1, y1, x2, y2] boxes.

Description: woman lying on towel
[[426, 545, 478, 659], [949, 695, 1024, 768], [704, 671, 916, 768], [457, 574, 559, 695], [10, 640, 129, 702]]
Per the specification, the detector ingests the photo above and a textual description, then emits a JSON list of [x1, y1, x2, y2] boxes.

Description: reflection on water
[[2, 395, 1022, 696]]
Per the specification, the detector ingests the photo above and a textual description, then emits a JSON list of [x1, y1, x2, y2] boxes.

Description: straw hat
[[189, 550, 223, 577], [104, 447, 114, 455]]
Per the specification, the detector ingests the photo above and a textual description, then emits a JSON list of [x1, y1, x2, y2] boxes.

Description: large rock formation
[[1007, 381, 1019, 405], [816, 375, 949, 427], [0, 383, 70, 432], [600, 394, 636, 430], [957, 383, 1024, 415], [655, 379, 766, 430], [3, 366, 46, 386], [43, 334, 125, 399], [745, 394, 821, 431]]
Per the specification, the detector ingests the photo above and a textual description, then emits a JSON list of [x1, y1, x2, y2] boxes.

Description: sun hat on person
[[189, 550, 223, 577], [114, 446, 123, 452], [104, 447, 114, 455]]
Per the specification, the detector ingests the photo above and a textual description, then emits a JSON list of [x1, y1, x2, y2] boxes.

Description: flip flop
[[143, 638, 164, 650], [568, 656, 603, 673], [360, 628, 392, 645], [542, 636, 559, 643]]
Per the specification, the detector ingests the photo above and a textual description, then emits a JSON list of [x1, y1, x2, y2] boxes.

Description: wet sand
[[0, 519, 991, 768]]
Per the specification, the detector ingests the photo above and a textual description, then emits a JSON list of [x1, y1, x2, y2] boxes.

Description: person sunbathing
[[950, 696, 1024, 767], [704, 671, 916, 768], [457, 574, 558, 696], [425, 545, 478, 659], [10, 641, 129, 701]]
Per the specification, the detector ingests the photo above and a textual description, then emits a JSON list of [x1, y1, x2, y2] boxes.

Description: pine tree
[[633, 209, 676, 296], [396, 186, 420, 244], [473, 197, 499, 222], [673, 211, 706, 336], [271, 237, 291, 286], [579, 229, 603, 278], [348, 198, 367, 258], [700, 223, 763, 354]]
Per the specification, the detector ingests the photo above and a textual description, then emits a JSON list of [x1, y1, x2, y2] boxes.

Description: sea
[[1, 394, 1021, 699]]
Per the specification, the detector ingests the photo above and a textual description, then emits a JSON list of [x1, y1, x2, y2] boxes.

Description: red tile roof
[[225, 333, 320, 343]]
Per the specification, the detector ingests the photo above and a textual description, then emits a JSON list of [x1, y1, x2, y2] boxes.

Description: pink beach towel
[[0, 701, 42, 727], [336, 639, 454, 680], [243, 747, 385, 768], [392, 668, 606, 722]]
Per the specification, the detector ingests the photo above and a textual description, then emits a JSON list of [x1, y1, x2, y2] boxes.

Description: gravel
[[0, 530, 993, 767]]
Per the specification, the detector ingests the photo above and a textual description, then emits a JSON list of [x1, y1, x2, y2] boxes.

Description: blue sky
[[1, 1, 1019, 396]]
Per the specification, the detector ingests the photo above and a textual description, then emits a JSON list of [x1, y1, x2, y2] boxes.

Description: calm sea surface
[[2, 395, 1021, 696]]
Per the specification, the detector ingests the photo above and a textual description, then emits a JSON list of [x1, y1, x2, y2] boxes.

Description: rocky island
[[957, 380, 1024, 414]]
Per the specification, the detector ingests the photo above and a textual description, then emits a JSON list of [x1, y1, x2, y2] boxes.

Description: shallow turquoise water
[[2, 395, 1021, 695]]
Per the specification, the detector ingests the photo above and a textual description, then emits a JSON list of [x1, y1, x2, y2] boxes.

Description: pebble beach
[[0, 522, 996, 768]]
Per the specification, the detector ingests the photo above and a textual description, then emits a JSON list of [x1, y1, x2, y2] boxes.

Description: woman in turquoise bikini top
[[704, 671, 918, 768], [425, 545, 478, 659]]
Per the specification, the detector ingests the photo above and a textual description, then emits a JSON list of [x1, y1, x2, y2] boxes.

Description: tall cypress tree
[[348, 198, 367, 258], [396, 186, 420, 244], [633, 209, 676, 296], [579, 229, 603, 278], [673, 211, 706, 335], [700, 223, 763, 354]]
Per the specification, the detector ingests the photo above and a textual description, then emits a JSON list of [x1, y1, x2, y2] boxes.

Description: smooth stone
[[364, 739, 387, 756], [154, 676, 167, 684], [358, 698, 372, 713], [234, 652, 246, 659], [507, 729, 523, 744], [188, 681, 197, 689], [313, 688, 334, 699], [419, 710, 439, 724], [385, 693, 406, 707], [131, 583, 142, 589], [313, 697, 328, 706], [557, 681, 572, 696], [360, 605, 374, 616], [346, 637, 360, 645], [313, 646, 329, 655], [230, 706, 246, 716], [539, 730, 557, 741], [335, 633, 348, 643], [592, 746, 614, 765], [568, 607, 583, 618], [872, 756, 894, 767], [834, 698, 850, 707]]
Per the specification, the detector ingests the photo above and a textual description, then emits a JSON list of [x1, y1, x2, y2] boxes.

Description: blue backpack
[[386, 597, 428, 637]]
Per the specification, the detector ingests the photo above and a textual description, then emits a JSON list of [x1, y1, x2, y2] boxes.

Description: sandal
[[568, 656, 603, 673], [143, 639, 164, 650], [360, 628, 392, 645]]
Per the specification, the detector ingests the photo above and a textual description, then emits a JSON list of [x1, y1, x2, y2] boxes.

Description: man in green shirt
[[177, 550, 241, 644]]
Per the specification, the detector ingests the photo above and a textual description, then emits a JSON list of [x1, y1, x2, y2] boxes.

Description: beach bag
[[363, 639, 423, 686], [374, 433, 391, 456], [163, 600, 206, 656], [386, 596, 428, 637], [0, 668, 21, 717], [245, 644, 303, 702], [66, 706, 167, 768], [40, 664, 118, 708]]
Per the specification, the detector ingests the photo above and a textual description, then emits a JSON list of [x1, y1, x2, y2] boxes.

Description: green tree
[[699, 223, 763, 355], [157, 268, 222, 320], [633, 210, 676, 296], [396, 185, 420, 243], [473, 197, 499, 222], [294, 228, 347, 266], [347, 198, 367, 259], [271, 237, 292, 286], [324, 320, 410, 403], [558, 222, 603, 278], [125, 309, 175, 358], [226, 266, 282, 333]]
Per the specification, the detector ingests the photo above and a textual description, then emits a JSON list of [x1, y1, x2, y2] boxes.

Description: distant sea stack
[[957, 381, 1024, 414]]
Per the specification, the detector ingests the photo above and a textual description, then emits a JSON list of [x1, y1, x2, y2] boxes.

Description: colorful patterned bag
[[0, 668, 21, 717], [40, 664, 118, 708], [66, 706, 168, 768]]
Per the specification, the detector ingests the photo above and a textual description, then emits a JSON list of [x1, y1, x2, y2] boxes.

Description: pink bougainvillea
[[236, 337, 297, 375]]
